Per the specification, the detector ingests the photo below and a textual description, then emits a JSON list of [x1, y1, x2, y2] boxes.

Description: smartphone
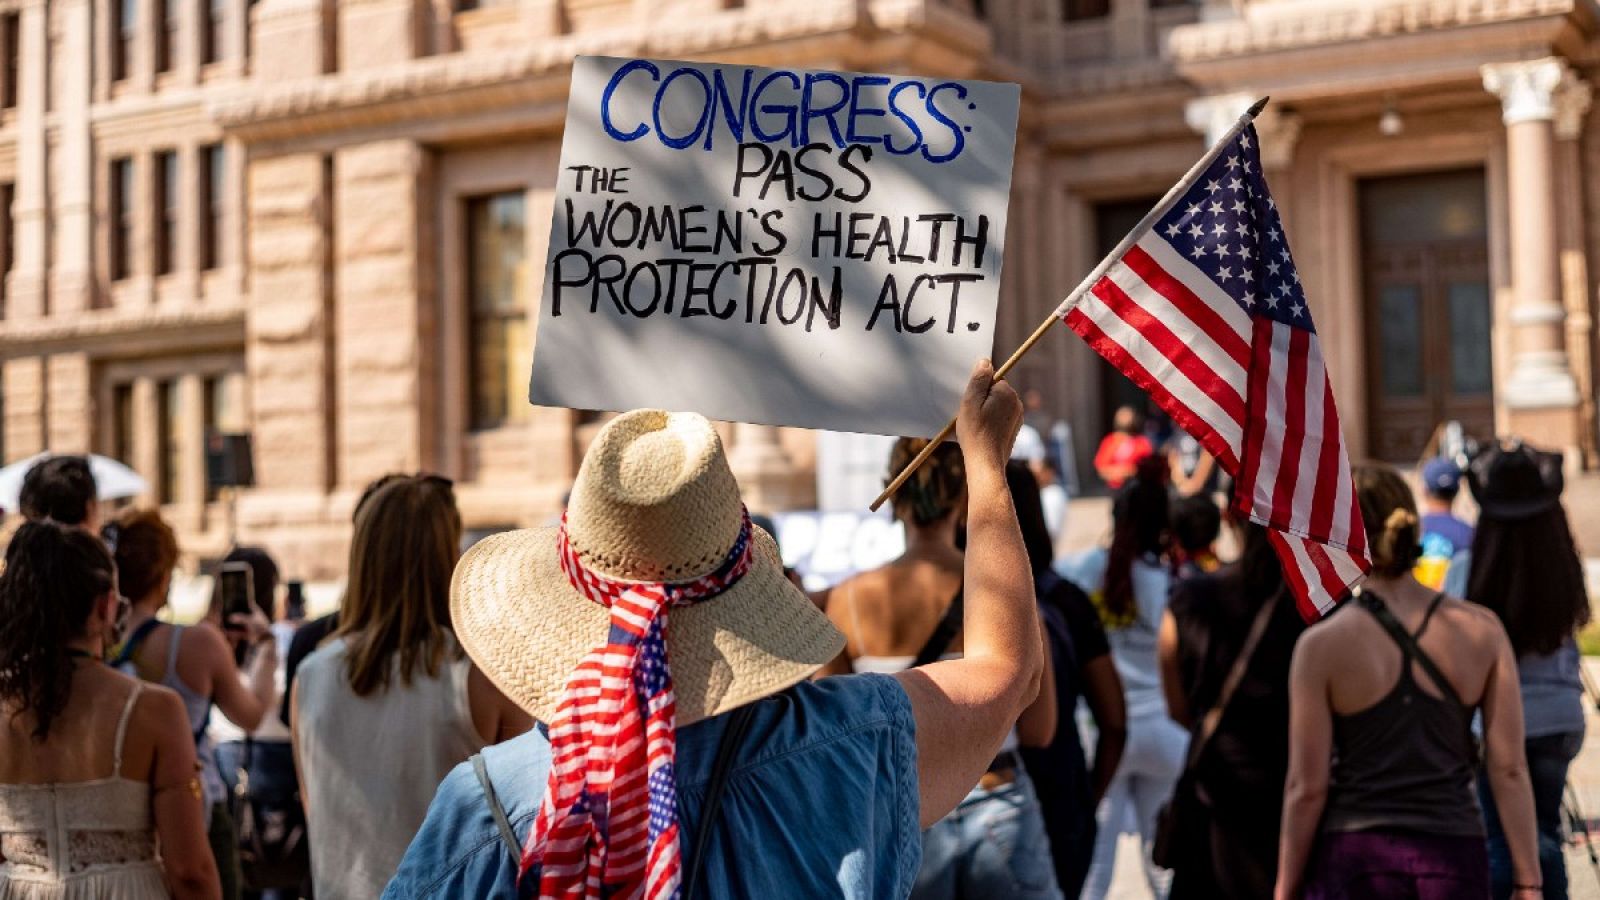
[[285, 580, 306, 621], [218, 561, 255, 628]]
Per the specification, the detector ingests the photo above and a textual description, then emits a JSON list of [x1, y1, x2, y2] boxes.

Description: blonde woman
[[290, 475, 530, 899]]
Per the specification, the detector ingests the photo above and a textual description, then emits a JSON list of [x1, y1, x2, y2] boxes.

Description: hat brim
[[451, 524, 844, 726]]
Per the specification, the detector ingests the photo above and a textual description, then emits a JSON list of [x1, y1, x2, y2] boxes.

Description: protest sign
[[528, 56, 1020, 437]]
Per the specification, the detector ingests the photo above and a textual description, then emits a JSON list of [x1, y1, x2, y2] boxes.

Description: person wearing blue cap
[[1414, 457, 1472, 589]]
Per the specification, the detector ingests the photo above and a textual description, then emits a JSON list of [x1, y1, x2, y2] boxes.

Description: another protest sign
[[529, 56, 1021, 437]]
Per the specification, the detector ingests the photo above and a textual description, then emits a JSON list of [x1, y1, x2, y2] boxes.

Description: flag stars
[[1290, 301, 1305, 318], [1166, 223, 1182, 239], [1267, 227, 1281, 243], [1232, 200, 1247, 214], [1209, 200, 1224, 215], [1242, 292, 1257, 308], [1241, 269, 1255, 283], [1243, 160, 1255, 174], [1241, 246, 1253, 260], [1186, 203, 1202, 218], [1267, 260, 1279, 276], [1235, 222, 1251, 237], [1218, 267, 1235, 282], [1241, 133, 1252, 149], [1229, 178, 1243, 192], [1189, 224, 1205, 239], [1206, 179, 1221, 193], [1265, 294, 1279, 310], [1190, 244, 1208, 259], [1226, 155, 1241, 169], [1216, 244, 1232, 257]]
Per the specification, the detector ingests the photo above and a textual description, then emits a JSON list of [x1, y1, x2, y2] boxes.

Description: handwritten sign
[[528, 56, 1020, 437]]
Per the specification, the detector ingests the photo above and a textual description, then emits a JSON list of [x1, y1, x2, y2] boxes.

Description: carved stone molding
[[1170, 0, 1583, 63], [1185, 91, 1301, 166], [1482, 57, 1571, 125], [1554, 73, 1593, 139]]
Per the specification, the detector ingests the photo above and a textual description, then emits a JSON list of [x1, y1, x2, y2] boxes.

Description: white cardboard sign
[[529, 56, 1020, 437]]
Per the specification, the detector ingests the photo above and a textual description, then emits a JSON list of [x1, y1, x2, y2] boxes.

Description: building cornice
[[212, 0, 997, 149], [1170, 0, 1597, 64], [0, 305, 246, 358]]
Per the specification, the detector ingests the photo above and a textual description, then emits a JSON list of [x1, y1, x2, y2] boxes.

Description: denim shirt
[[382, 673, 920, 899]]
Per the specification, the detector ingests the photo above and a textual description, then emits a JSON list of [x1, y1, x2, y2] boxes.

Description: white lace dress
[[0, 683, 170, 899]]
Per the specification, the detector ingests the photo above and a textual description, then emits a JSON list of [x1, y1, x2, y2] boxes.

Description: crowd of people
[[0, 368, 1593, 900]]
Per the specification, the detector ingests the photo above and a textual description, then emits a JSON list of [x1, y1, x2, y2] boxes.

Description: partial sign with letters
[[529, 56, 1021, 437]]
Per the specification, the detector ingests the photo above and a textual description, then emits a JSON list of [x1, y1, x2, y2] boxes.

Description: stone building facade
[[0, 0, 1597, 576]]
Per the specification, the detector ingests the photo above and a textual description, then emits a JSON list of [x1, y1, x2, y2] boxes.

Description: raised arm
[[1480, 617, 1542, 900], [1014, 627, 1058, 748], [894, 359, 1042, 827], [1157, 609, 1191, 729], [1274, 633, 1334, 900], [202, 618, 275, 733], [146, 687, 222, 900]]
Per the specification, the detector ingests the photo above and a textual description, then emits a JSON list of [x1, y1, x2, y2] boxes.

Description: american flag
[[1061, 118, 1370, 618], [521, 512, 754, 899]]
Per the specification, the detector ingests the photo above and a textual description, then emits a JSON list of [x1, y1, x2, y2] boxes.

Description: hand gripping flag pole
[[871, 97, 1373, 619]]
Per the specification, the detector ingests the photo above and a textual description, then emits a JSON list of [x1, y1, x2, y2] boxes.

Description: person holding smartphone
[[108, 509, 277, 900]]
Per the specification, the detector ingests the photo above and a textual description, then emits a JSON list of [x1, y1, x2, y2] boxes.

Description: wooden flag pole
[[868, 96, 1270, 513]]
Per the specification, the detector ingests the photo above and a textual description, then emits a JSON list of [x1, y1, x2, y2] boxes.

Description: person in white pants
[[1058, 457, 1189, 900]]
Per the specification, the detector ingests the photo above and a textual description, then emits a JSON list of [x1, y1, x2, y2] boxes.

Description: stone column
[[51, 0, 95, 315], [2, 357, 45, 462], [1482, 59, 1584, 446], [46, 353, 91, 452], [7, 0, 47, 320], [727, 423, 802, 514], [333, 140, 429, 485], [131, 376, 160, 504], [176, 372, 207, 528], [250, 0, 334, 80], [1554, 77, 1594, 463]]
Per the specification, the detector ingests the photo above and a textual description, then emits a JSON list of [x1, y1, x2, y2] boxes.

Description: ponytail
[[0, 521, 116, 739]]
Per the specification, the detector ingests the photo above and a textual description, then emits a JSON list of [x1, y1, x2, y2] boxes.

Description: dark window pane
[[112, 383, 134, 464], [1360, 169, 1487, 244], [1064, 0, 1110, 20], [116, 0, 136, 80], [201, 143, 223, 269], [1378, 284, 1424, 397], [203, 0, 225, 63], [111, 157, 133, 281], [157, 0, 178, 72], [3, 14, 20, 110], [467, 191, 528, 430], [159, 379, 180, 503], [156, 151, 178, 275], [1448, 282, 1492, 395]]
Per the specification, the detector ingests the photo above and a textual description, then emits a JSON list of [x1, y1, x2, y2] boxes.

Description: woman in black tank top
[[1274, 464, 1541, 900]]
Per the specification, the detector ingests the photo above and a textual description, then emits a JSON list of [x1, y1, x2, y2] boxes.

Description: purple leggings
[[1304, 830, 1489, 900]]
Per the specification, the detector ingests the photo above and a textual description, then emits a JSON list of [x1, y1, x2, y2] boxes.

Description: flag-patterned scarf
[[521, 508, 755, 900]]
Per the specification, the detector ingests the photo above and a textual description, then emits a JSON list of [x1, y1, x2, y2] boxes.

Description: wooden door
[[1360, 170, 1493, 461]]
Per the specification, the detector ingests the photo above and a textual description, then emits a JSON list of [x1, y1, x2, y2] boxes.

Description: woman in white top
[[0, 520, 219, 900], [290, 474, 530, 899], [818, 438, 1061, 900], [1059, 455, 1188, 900]]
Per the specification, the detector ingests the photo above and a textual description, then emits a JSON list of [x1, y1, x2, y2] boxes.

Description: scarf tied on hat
[[521, 508, 755, 900]]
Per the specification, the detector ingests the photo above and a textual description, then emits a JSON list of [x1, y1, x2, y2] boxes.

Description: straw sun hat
[[451, 409, 844, 725]]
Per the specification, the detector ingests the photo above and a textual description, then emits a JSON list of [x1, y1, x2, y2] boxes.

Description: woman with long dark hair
[[290, 474, 530, 898], [1277, 464, 1539, 900], [1158, 513, 1304, 898], [1007, 461, 1128, 896], [0, 521, 219, 899], [818, 440, 1063, 900], [1447, 442, 1589, 900], [1060, 454, 1188, 900]]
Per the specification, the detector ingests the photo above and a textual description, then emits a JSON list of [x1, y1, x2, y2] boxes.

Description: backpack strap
[[911, 588, 964, 668], [1359, 592, 1465, 707], [110, 617, 162, 669], [683, 702, 759, 899], [472, 754, 521, 861], [1181, 587, 1281, 774]]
